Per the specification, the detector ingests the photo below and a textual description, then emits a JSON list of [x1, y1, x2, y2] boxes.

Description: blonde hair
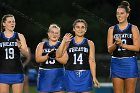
[[48, 24, 60, 32]]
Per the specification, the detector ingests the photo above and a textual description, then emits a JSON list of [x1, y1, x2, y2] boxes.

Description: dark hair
[[118, 1, 131, 13], [1, 14, 14, 32], [73, 19, 88, 29]]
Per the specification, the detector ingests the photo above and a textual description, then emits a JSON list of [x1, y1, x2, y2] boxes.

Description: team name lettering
[[114, 34, 132, 39], [43, 49, 56, 53], [69, 47, 88, 53], [0, 42, 17, 47], [43, 49, 51, 53]]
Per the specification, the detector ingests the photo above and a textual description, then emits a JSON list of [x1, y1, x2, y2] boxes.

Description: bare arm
[[56, 40, 69, 58], [107, 26, 117, 54], [35, 42, 49, 63], [56, 51, 68, 64], [18, 33, 29, 58], [56, 33, 73, 58], [88, 40, 100, 88], [23, 48, 31, 67]]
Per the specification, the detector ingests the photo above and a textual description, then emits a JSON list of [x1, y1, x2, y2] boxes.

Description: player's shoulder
[[17, 32, 23, 36], [108, 25, 115, 30], [39, 42, 45, 46], [108, 25, 116, 34], [87, 39, 94, 46], [37, 42, 45, 48], [17, 32, 25, 39], [131, 24, 138, 29], [131, 24, 139, 34]]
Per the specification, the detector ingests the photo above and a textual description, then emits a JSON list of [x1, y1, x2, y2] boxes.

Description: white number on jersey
[[45, 59, 55, 64], [5, 48, 14, 59], [73, 53, 83, 64], [118, 39, 126, 51]]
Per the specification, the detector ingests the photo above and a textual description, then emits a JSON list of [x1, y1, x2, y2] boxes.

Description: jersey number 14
[[73, 53, 83, 64]]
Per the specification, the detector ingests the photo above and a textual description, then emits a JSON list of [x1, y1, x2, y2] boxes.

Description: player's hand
[[115, 37, 122, 46], [48, 49, 56, 58], [63, 33, 73, 43], [16, 39, 22, 49], [93, 78, 100, 88]]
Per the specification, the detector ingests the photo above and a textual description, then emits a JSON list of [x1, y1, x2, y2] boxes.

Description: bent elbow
[[35, 57, 41, 63], [60, 61, 67, 65], [108, 49, 112, 54], [134, 46, 140, 52], [56, 53, 63, 58], [56, 55, 61, 58], [135, 48, 140, 52]]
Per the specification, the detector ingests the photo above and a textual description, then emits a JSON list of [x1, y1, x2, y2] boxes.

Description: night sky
[[0, 0, 140, 53]]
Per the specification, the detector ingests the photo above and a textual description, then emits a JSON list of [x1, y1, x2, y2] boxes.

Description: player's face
[[73, 22, 86, 37], [48, 28, 60, 42], [3, 17, 16, 31], [116, 8, 129, 23]]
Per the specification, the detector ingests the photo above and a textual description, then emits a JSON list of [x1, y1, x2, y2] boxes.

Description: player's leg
[[125, 78, 137, 93], [24, 75, 29, 93], [112, 78, 124, 93], [12, 83, 23, 93], [0, 83, 10, 93], [82, 92, 91, 93]]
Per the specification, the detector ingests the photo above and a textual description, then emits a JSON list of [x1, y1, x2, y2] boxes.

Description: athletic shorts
[[65, 70, 93, 92], [37, 68, 65, 92], [110, 56, 139, 78], [0, 74, 24, 84]]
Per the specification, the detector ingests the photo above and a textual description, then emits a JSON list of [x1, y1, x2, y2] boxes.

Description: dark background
[[0, 0, 140, 80]]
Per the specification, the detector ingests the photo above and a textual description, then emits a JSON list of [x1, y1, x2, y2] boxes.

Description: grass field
[[27, 86, 95, 93], [28, 86, 37, 93], [27, 86, 96, 93]]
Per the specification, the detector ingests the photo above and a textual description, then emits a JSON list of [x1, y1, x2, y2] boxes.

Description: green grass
[[28, 86, 95, 93], [28, 86, 37, 93], [27, 86, 95, 93]]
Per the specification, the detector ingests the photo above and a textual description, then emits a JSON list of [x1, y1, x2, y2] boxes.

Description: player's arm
[[35, 42, 49, 63], [18, 33, 29, 58], [120, 25, 139, 52], [88, 40, 100, 88], [55, 51, 68, 64], [107, 26, 117, 54], [56, 33, 72, 58], [56, 40, 68, 58], [22, 48, 31, 67]]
